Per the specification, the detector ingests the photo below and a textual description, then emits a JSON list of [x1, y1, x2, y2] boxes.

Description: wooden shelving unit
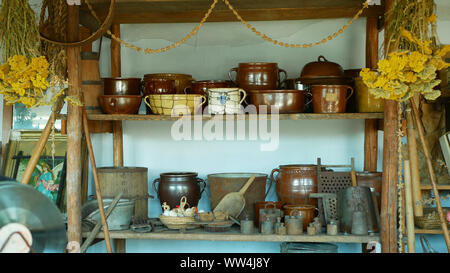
[[84, 227, 380, 243], [61, 0, 408, 252], [86, 113, 384, 121]]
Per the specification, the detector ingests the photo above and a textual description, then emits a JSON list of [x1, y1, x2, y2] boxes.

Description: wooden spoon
[[213, 175, 256, 218]]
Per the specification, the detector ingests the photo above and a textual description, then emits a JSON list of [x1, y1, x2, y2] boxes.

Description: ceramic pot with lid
[[270, 164, 318, 206], [228, 62, 287, 91], [300, 56, 350, 85], [153, 172, 206, 209], [311, 85, 353, 113]]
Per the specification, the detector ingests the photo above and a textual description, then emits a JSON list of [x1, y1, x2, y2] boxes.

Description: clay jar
[[229, 62, 287, 91], [103, 77, 142, 95], [311, 85, 354, 113], [355, 77, 384, 113], [143, 78, 176, 95], [153, 172, 206, 209], [189, 80, 233, 96], [283, 205, 319, 231], [271, 165, 318, 206]]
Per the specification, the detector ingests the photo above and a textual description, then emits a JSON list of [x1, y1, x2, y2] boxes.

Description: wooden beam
[[81, 1, 385, 24], [364, 15, 380, 172], [66, 5, 84, 251], [110, 23, 126, 253], [1, 103, 13, 173]]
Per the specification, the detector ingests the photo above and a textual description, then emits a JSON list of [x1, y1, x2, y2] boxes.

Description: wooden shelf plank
[[420, 185, 450, 190], [83, 228, 380, 243], [86, 113, 384, 121], [415, 228, 450, 235], [81, 0, 384, 24]]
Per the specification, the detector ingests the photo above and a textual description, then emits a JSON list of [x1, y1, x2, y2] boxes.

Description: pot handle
[[318, 55, 328, 62], [238, 89, 247, 105], [264, 202, 276, 209], [305, 91, 313, 106], [278, 69, 287, 87], [197, 177, 207, 195], [144, 95, 153, 110], [267, 168, 280, 197], [345, 86, 354, 101], [314, 207, 320, 217], [152, 178, 160, 199], [228, 67, 238, 86]]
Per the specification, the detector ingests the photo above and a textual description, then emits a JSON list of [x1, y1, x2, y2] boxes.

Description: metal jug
[[337, 186, 379, 234]]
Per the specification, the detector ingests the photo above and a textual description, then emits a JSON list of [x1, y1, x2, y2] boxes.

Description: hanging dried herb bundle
[[0, 0, 40, 61], [39, 0, 68, 85], [385, 0, 438, 54]]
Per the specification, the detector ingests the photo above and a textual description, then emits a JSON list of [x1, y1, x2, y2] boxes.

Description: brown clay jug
[[311, 85, 353, 113], [229, 62, 287, 91], [153, 172, 206, 209], [270, 165, 318, 206]]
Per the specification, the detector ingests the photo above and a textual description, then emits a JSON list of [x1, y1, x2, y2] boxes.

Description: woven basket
[[159, 214, 199, 230], [144, 94, 205, 115], [415, 207, 450, 230]]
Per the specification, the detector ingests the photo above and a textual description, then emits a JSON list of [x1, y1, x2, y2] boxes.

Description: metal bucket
[[336, 186, 379, 234], [280, 242, 338, 253], [82, 198, 135, 231], [208, 173, 269, 220]]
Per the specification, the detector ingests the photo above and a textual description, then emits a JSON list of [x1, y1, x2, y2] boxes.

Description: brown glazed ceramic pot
[[300, 56, 344, 79], [190, 80, 232, 96], [153, 172, 206, 209], [102, 77, 142, 95], [271, 165, 318, 206], [143, 73, 194, 94], [247, 90, 310, 114], [98, 95, 142, 114], [356, 171, 382, 210], [283, 204, 319, 231], [143, 78, 176, 95], [311, 85, 354, 113], [229, 62, 287, 91]]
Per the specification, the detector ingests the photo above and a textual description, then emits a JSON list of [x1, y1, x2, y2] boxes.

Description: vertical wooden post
[[1, 103, 13, 172], [66, 5, 83, 251], [110, 23, 126, 253], [364, 15, 379, 173], [403, 160, 416, 253]]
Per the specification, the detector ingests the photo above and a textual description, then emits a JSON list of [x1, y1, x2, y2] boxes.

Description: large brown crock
[[247, 90, 310, 114], [311, 85, 353, 113], [102, 77, 142, 95], [143, 78, 176, 95], [153, 172, 206, 209], [229, 62, 287, 91], [270, 165, 318, 206], [143, 73, 194, 94]]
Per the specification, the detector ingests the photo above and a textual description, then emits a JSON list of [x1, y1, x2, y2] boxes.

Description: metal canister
[[259, 203, 282, 231], [261, 218, 274, 235], [240, 218, 254, 234], [307, 224, 317, 235], [327, 219, 338, 236], [286, 216, 303, 235]]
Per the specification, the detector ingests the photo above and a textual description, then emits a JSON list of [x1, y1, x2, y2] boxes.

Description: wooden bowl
[[99, 95, 142, 114]]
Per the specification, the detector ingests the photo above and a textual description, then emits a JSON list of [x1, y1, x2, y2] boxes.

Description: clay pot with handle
[[153, 172, 206, 209], [270, 164, 318, 206], [311, 85, 354, 113], [228, 62, 287, 91]]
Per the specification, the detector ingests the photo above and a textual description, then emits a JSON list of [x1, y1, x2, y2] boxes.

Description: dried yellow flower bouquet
[[361, 28, 450, 102], [0, 55, 65, 108]]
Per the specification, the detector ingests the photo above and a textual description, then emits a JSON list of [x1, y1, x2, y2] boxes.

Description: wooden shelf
[[415, 228, 450, 235], [86, 113, 384, 121], [81, 0, 385, 24], [83, 227, 380, 243], [420, 185, 450, 190]]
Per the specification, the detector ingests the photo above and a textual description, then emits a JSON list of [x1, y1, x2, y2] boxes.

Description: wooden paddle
[[213, 175, 256, 218]]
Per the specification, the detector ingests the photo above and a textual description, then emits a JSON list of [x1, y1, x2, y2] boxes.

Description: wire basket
[[144, 94, 206, 115], [415, 207, 450, 230]]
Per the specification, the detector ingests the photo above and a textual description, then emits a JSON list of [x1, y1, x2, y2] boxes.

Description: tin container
[[240, 218, 254, 234], [261, 218, 275, 235], [258, 203, 282, 230], [285, 215, 303, 235]]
